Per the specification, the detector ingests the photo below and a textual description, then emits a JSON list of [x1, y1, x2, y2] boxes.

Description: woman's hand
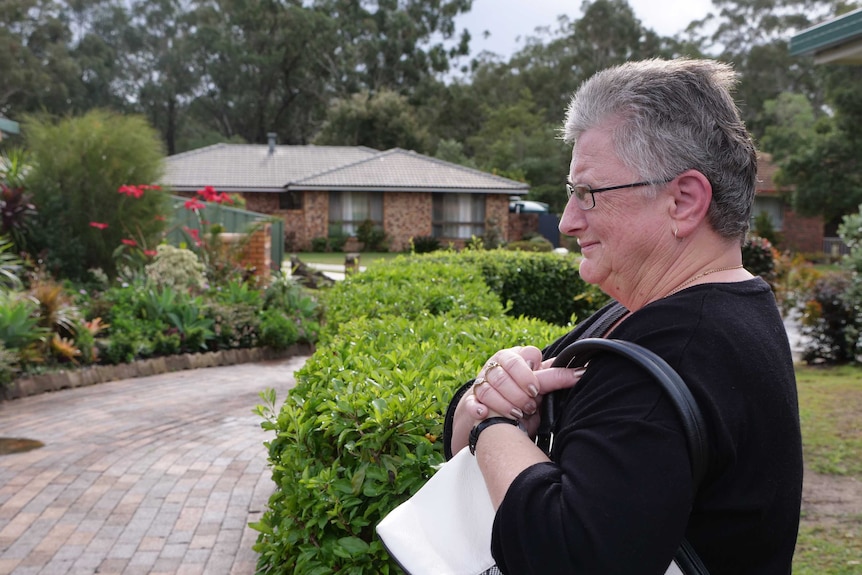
[[464, 346, 586, 436]]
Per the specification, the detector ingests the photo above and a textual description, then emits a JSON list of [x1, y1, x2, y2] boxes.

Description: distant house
[[753, 152, 824, 253], [163, 138, 528, 252]]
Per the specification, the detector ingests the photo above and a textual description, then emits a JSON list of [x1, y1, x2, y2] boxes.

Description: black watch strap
[[469, 417, 522, 455]]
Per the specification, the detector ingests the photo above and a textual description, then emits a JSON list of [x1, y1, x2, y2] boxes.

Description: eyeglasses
[[565, 179, 670, 210]]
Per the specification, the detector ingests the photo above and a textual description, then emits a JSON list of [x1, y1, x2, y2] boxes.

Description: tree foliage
[[2, 0, 861, 223]]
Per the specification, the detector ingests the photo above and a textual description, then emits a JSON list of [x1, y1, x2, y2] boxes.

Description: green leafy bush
[[23, 110, 168, 281], [504, 237, 554, 252], [410, 235, 441, 253], [321, 255, 505, 333], [258, 309, 300, 349], [800, 272, 855, 364], [0, 342, 20, 386], [253, 251, 608, 573], [427, 250, 607, 326], [357, 219, 388, 252], [253, 313, 569, 574]]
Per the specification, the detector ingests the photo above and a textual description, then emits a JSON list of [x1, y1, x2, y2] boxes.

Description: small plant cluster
[[0, 251, 320, 385], [253, 252, 584, 574], [742, 234, 778, 287]]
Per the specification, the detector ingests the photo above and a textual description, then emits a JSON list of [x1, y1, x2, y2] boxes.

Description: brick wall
[[781, 209, 823, 254], [384, 192, 432, 252], [241, 223, 272, 279], [508, 213, 540, 241], [241, 190, 511, 252], [244, 191, 329, 252]]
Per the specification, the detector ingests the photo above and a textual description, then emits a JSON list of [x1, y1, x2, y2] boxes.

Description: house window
[[432, 194, 486, 239], [752, 196, 784, 231], [329, 191, 383, 235], [279, 190, 303, 210]]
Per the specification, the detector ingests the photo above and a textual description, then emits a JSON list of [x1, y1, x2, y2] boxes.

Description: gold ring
[[472, 377, 486, 395], [485, 360, 501, 372]]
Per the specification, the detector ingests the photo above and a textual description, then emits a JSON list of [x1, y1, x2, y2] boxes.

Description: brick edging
[[0, 344, 314, 402]]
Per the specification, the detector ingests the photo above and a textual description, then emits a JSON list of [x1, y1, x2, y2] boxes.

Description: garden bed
[[0, 343, 313, 402]]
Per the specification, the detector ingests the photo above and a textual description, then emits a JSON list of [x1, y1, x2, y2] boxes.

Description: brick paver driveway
[[0, 356, 306, 575]]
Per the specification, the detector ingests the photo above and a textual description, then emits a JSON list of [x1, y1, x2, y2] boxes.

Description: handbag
[[377, 335, 710, 575]]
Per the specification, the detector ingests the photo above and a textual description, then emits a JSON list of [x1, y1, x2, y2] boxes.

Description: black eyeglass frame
[[565, 179, 673, 210]]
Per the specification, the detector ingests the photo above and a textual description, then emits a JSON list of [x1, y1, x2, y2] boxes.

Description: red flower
[[217, 192, 234, 205], [153, 215, 166, 221], [184, 198, 206, 211], [121, 238, 137, 246], [197, 186, 218, 202], [89, 222, 109, 230], [183, 227, 201, 241], [144, 249, 158, 257], [118, 185, 145, 199]]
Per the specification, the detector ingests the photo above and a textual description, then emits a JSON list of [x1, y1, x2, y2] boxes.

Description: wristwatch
[[469, 417, 525, 455]]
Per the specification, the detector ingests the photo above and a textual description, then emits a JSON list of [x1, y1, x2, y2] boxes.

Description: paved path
[[0, 356, 307, 575]]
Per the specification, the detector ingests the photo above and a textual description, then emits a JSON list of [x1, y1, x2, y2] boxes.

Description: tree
[[23, 110, 168, 280], [0, 0, 82, 118], [771, 67, 862, 224], [186, 0, 334, 145], [309, 0, 473, 95], [314, 89, 429, 151]]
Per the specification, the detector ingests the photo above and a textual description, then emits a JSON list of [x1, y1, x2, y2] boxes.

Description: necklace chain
[[668, 265, 744, 297]]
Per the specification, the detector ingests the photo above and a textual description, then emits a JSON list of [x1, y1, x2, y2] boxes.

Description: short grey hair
[[563, 58, 757, 242]]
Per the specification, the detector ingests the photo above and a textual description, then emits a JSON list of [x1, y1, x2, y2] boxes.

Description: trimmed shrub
[[253, 251, 610, 573], [321, 255, 505, 334], [253, 313, 569, 574], [426, 250, 607, 326]]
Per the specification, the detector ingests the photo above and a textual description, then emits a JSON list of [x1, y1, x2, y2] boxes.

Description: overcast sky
[[455, 0, 715, 59]]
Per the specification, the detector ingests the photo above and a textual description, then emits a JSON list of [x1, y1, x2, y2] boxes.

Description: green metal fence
[[166, 195, 284, 270]]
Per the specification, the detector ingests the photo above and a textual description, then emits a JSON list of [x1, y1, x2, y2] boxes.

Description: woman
[[443, 58, 802, 574]]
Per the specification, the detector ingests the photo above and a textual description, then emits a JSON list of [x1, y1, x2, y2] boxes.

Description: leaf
[[337, 536, 370, 555]]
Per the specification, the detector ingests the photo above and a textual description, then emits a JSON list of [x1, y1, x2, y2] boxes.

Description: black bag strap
[[535, 301, 628, 452], [549, 337, 711, 575]]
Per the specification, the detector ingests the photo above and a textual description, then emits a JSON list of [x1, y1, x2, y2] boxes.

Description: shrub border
[[0, 344, 313, 402]]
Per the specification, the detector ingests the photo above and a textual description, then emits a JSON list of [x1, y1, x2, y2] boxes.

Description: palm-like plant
[[0, 235, 23, 292]]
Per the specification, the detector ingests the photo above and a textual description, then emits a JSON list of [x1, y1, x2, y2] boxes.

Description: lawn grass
[[289, 252, 402, 267], [794, 364, 862, 573]]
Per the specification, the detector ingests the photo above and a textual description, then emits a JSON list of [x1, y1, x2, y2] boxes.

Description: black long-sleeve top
[[443, 278, 803, 574]]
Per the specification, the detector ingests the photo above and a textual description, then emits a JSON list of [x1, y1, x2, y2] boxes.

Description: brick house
[[753, 152, 824, 253], [163, 139, 528, 252]]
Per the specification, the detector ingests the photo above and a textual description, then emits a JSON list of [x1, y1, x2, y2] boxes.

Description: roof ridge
[[293, 147, 527, 187], [291, 148, 389, 184], [386, 148, 528, 186], [167, 143, 228, 160]]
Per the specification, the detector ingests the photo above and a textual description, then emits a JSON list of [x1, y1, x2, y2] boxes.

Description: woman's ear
[[669, 170, 712, 239]]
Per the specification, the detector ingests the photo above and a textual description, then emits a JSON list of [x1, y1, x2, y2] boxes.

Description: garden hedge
[[252, 251, 604, 574]]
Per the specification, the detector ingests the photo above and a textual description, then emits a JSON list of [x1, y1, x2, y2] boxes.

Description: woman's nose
[[558, 195, 584, 236]]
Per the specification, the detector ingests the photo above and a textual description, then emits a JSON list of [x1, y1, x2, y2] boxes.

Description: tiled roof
[[163, 144, 377, 191], [163, 144, 528, 194]]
